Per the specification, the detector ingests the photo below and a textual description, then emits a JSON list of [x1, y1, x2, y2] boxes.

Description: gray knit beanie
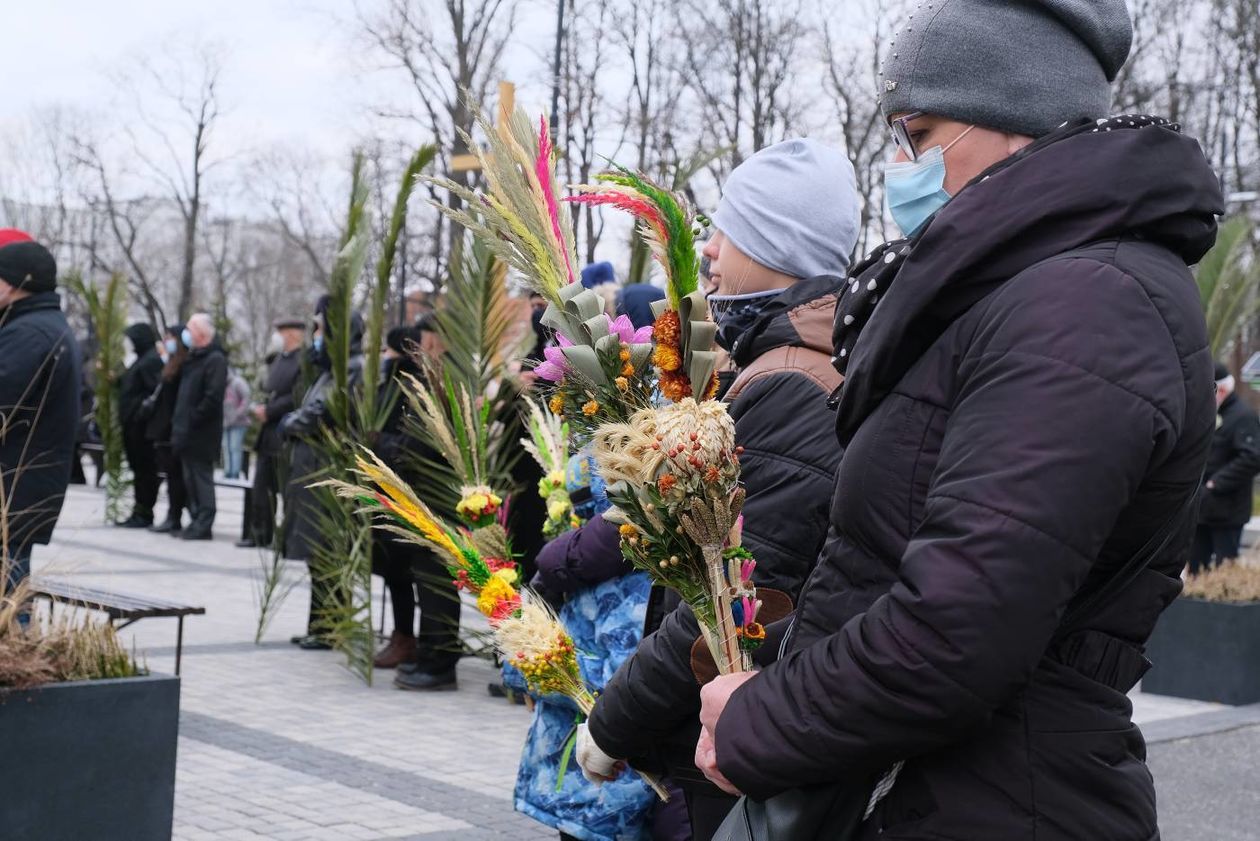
[[879, 0, 1133, 137], [711, 138, 859, 280]]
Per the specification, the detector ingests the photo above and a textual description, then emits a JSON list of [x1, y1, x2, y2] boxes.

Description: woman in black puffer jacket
[[696, 4, 1223, 839]]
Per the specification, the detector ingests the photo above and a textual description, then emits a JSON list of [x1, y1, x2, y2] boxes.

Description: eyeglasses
[[890, 111, 926, 162]]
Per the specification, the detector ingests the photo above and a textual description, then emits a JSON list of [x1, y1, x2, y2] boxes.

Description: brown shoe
[[373, 631, 417, 669]]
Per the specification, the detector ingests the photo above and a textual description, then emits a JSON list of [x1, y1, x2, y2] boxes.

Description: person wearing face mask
[[236, 318, 305, 549], [279, 296, 365, 650], [693, 3, 1223, 839], [0, 229, 81, 607], [144, 326, 191, 534], [576, 139, 860, 839], [115, 322, 164, 527], [170, 313, 228, 541]]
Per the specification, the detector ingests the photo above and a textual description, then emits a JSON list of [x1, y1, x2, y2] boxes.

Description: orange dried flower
[[659, 372, 692, 403], [653, 310, 681, 346], [704, 465, 721, 483], [619, 348, 631, 362], [615, 376, 629, 391], [621, 363, 635, 377], [653, 344, 682, 373], [581, 400, 599, 416], [548, 394, 564, 414], [657, 474, 677, 493]]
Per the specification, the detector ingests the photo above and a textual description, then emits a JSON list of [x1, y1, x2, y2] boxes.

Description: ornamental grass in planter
[[0, 583, 178, 841], [1144, 562, 1260, 705], [0, 580, 144, 688]]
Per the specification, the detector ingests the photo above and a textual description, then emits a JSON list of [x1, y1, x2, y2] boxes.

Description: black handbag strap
[[1053, 484, 1198, 640]]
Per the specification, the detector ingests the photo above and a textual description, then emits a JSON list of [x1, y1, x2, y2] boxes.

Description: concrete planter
[[1144, 598, 1260, 705], [0, 673, 180, 841]]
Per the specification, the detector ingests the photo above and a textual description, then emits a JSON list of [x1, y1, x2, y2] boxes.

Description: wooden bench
[[29, 578, 205, 676]]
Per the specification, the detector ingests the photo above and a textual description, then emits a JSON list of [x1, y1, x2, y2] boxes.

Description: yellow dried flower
[[582, 400, 599, 416]]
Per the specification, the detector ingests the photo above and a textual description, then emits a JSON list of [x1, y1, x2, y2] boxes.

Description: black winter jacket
[[281, 318, 365, 563], [716, 122, 1222, 841], [119, 324, 163, 427], [1198, 392, 1260, 527], [587, 278, 844, 783], [253, 348, 302, 456], [0, 292, 81, 552], [171, 343, 227, 462]]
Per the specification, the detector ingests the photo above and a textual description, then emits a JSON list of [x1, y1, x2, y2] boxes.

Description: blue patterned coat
[[508, 571, 655, 840]]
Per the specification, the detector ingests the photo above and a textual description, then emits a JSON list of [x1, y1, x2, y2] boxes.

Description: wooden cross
[[450, 81, 515, 173]]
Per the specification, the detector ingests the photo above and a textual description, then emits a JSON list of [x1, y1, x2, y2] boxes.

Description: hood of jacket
[[727, 275, 844, 370], [124, 323, 158, 355], [835, 118, 1223, 440]]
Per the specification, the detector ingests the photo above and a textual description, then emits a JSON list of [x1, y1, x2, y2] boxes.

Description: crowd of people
[[7, 0, 1260, 838]]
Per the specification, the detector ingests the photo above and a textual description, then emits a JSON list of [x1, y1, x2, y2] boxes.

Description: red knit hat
[[0, 229, 57, 293]]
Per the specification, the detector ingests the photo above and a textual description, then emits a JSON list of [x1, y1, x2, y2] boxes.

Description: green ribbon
[[555, 715, 583, 792]]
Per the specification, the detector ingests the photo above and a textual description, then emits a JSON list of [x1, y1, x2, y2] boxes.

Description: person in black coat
[[236, 318, 305, 549], [371, 326, 464, 688], [0, 229, 81, 597], [578, 140, 858, 839], [695, 6, 1223, 839], [171, 313, 227, 541], [280, 299, 365, 649], [116, 322, 164, 527], [145, 326, 190, 534], [1191, 363, 1260, 573]]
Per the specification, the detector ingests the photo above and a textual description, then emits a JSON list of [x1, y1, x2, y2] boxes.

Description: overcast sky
[[5, 1, 555, 167]]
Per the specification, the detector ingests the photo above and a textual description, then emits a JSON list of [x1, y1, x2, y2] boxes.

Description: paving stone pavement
[[30, 482, 1250, 839], [36, 484, 554, 840]]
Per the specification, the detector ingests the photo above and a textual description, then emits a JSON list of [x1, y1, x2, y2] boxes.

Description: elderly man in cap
[[0, 229, 81, 603], [171, 313, 227, 541], [237, 317, 306, 549]]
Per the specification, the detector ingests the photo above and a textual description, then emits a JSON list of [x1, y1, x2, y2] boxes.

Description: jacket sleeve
[[534, 514, 632, 596], [729, 371, 841, 596], [281, 384, 327, 438], [715, 259, 1190, 799], [191, 354, 228, 427], [1209, 411, 1260, 493], [0, 323, 37, 414]]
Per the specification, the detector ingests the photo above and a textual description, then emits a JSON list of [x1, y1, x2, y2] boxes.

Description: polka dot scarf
[[830, 238, 912, 378]]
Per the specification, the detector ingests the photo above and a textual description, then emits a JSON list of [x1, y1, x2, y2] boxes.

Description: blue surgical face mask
[[164, 338, 178, 354], [313, 336, 324, 352], [180, 328, 193, 349], [883, 125, 975, 237]]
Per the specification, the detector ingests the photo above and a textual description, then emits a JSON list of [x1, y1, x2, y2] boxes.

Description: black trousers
[[685, 788, 739, 841], [249, 451, 281, 546], [154, 443, 187, 525], [123, 422, 159, 520], [1190, 524, 1243, 574], [374, 541, 462, 672], [181, 457, 216, 532]]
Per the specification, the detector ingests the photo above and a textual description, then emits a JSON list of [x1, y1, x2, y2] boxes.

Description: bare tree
[[819, 0, 899, 253], [557, 0, 620, 263], [677, 0, 805, 176], [115, 43, 224, 320], [360, 0, 517, 281]]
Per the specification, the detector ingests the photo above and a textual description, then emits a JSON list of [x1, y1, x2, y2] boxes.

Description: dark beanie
[[580, 261, 616, 289], [0, 229, 57, 294], [1215, 362, 1232, 384], [879, 0, 1133, 137]]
